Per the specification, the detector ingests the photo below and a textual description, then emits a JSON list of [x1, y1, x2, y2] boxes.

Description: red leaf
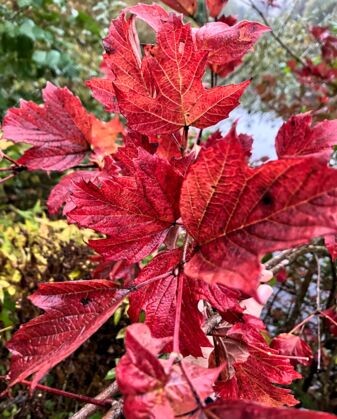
[[203, 399, 337, 418], [206, 0, 228, 18], [325, 234, 337, 260], [67, 150, 182, 263], [102, 12, 249, 134], [128, 3, 169, 31], [276, 113, 337, 161], [6, 281, 129, 388], [160, 0, 197, 16], [195, 20, 270, 76], [2, 83, 91, 170], [89, 115, 124, 158], [205, 121, 253, 160], [116, 323, 220, 418], [17, 146, 88, 171], [213, 317, 301, 407], [85, 78, 119, 113], [47, 171, 99, 215], [180, 137, 337, 295], [129, 250, 242, 357], [271, 333, 313, 366]]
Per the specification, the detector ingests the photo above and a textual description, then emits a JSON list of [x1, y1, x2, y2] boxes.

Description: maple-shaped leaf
[[206, 0, 228, 18], [116, 323, 221, 419], [213, 316, 300, 407], [195, 20, 270, 77], [160, 0, 197, 16], [129, 249, 242, 357], [6, 280, 129, 388], [275, 113, 337, 161], [180, 136, 337, 295], [2, 83, 91, 171], [89, 115, 124, 158], [271, 333, 313, 366], [203, 400, 337, 418], [102, 12, 249, 134], [67, 150, 182, 263]]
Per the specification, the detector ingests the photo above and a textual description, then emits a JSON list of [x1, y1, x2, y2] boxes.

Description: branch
[[265, 244, 328, 275], [0, 378, 113, 408], [247, 0, 306, 66], [70, 382, 119, 419]]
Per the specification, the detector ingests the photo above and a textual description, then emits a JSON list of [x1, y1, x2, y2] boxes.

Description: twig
[[71, 382, 119, 419], [0, 379, 112, 408], [247, 0, 306, 66]]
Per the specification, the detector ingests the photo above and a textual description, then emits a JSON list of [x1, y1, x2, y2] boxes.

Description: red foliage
[[2, 3, 337, 418]]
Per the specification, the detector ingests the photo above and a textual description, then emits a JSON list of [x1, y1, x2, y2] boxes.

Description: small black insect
[[81, 297, 91, 306]]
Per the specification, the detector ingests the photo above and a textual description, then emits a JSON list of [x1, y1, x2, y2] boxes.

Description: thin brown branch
[[248, 0, 306, 66], [71, 382, 119, 419]]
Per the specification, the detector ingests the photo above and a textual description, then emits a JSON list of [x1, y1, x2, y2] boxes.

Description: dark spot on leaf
[[211, 185, 216, 190], [261, 192, 273, 206], [81, 297, 91, 306]]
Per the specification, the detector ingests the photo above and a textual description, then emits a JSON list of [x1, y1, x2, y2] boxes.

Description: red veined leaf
[[195, 20, 270, 77], [160, 0, 197, 16], [213, 316, 301, 407], [6, 281, 129, 389], [114, 131, 157, 175], [2, 83, 91, 171], [103, 12, 249, 134], [67, 150, 183, 263], [270, 333, 313, 366], [206, 0, 228, 18], [116, 323, 221, 419], [203, 399, 337, 418], [205, 121, 253, 160], [17, 146, 87, 171], [129, 250, 242, 357], [275, 113, 337, 161], [47, 170, 101, 215], [180, 136, 337, 295], [85, 78, 119, 113], [47, 156, 119, 215]]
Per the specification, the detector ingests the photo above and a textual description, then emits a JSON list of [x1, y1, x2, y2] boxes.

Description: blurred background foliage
[[1, 0, 337, 417]]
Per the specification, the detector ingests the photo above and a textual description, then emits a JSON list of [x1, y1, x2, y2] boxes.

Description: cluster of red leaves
[[2, 2, 337, 417]]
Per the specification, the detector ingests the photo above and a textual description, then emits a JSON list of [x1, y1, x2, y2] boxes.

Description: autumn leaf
[[203, 400, 337, 418], [160, 0, 197, 16], [101, 11, 249, 134], [206, 0, 228, 18], [6, 281, 129, 388], [275, 113, 337, 161], [67, 150, 183, 263], [271, 333, 313, 366], [129, 249, 242, 356], [2, 83, 91, 170], [181, 136, 337, 295], [116, 323, 221, 418], [213, 316, 301, 407], [195, 20, 270, 77], [89, 115, 124, 158]]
